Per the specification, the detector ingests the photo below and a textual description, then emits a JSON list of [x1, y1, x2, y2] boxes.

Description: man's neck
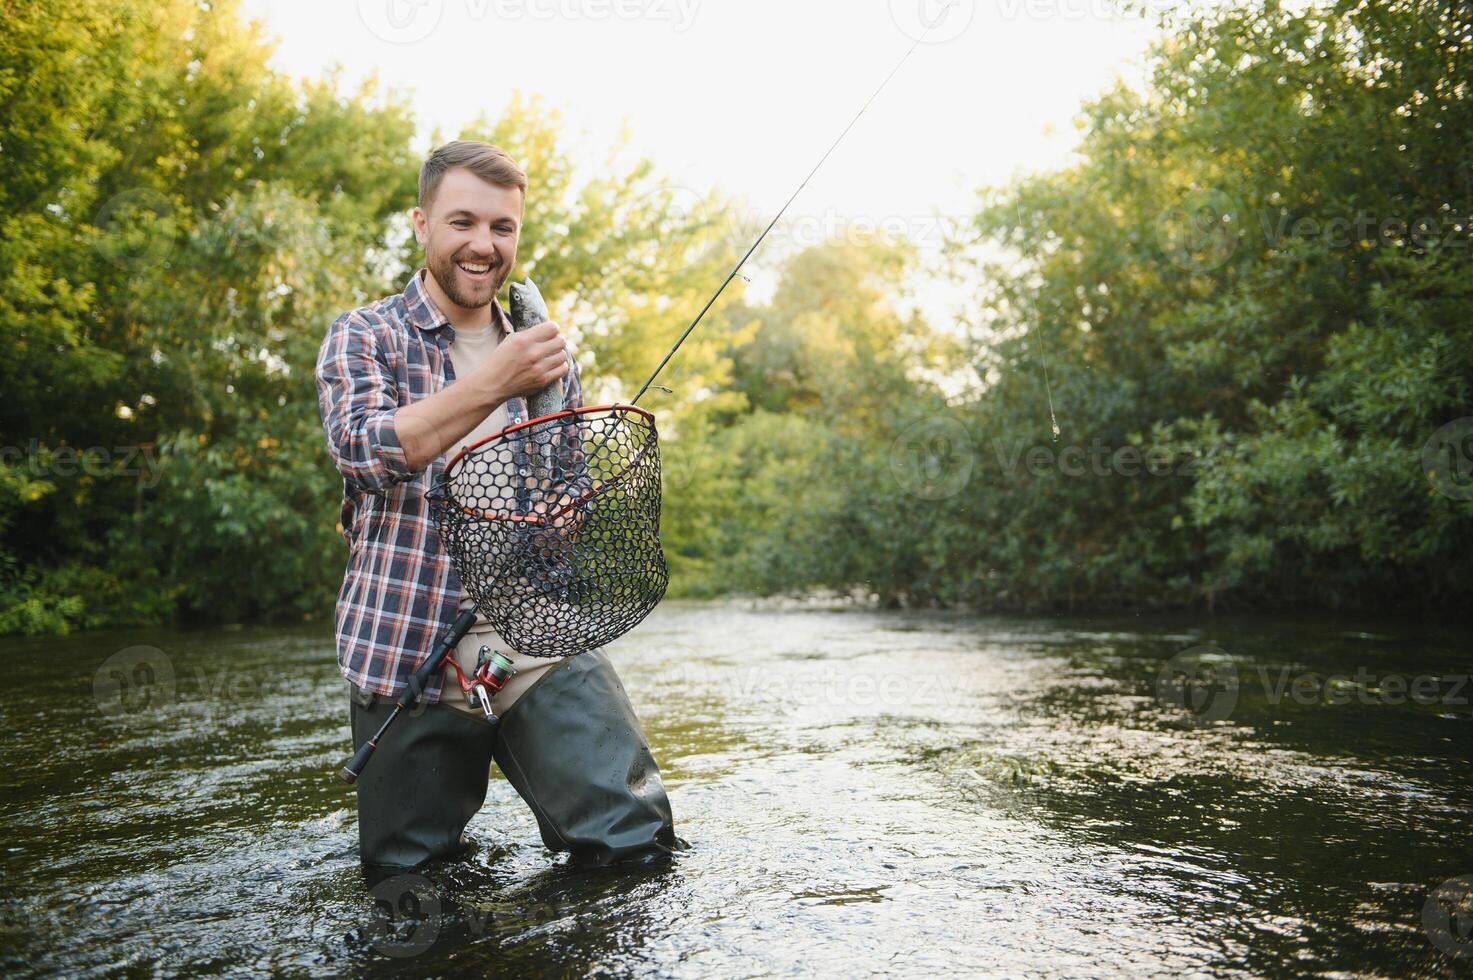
[[420, 268, 495, 332]]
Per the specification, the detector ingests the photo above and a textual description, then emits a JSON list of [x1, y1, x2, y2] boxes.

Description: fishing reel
[[443, 645, 516, 724]]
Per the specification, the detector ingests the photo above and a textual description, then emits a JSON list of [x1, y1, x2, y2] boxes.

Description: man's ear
[[411, 206, 427, 247]]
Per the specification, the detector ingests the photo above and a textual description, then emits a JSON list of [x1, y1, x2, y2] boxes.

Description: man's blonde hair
[[418, 140, 528, 210]]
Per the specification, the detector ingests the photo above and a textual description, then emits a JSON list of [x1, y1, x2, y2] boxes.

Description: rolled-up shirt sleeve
[[315, 313, 417, 494]]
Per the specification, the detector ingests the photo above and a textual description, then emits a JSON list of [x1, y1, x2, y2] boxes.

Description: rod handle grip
[[339, 739, 375, 784], [335, 609, 479, 785]]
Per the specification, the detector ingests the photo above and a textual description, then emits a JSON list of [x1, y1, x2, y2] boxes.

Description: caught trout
[[507, 276, 565, 422], [507, 277, 568, 527]]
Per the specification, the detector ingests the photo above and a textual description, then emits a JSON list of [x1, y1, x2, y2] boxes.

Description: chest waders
[[347, 647, 677, 869]]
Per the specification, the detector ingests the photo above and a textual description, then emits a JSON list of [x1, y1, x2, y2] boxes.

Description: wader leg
[[349, 686, 496, 868], [492, 649, 677, 865]]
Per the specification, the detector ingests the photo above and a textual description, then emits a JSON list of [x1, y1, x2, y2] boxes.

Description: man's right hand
[[482, 321, 569, 401], [393, 321, 569, 474]]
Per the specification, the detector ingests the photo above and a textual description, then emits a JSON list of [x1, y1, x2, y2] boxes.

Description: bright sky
[[242, 0, 1163, 316]]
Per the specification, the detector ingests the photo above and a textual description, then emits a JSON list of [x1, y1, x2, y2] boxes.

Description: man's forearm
[[394, 367, 508, 472]]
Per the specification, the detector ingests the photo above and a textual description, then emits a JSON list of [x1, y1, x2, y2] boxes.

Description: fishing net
[[427, 404, 668, 657]]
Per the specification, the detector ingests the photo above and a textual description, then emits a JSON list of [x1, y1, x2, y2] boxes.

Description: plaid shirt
[[314, 268, 583, 700]]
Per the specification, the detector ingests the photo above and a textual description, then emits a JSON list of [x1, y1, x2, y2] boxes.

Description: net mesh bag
[[427, 404, 668, 657]]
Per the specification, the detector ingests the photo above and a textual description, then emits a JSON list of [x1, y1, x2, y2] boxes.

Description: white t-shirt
[[446, 322, 510, 457]]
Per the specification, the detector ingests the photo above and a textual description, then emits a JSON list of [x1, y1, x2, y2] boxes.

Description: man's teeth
[[458, 260, 491, 274]]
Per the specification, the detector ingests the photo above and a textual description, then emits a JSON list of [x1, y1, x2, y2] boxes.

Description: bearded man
[[315, 140, 678, 869]]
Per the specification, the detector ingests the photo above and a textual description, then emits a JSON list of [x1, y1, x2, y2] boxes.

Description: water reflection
[[1, 602, 1469, 975]]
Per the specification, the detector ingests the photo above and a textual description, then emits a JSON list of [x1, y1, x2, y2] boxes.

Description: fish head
[[507, 276, 549, 330]]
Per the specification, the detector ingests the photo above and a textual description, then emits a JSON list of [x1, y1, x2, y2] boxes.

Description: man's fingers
[[516, 331, 564, 356], [537, 354, 569, 385]]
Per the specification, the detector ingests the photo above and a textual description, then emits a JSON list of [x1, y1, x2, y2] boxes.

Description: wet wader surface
[[350, 649, 676, 869]]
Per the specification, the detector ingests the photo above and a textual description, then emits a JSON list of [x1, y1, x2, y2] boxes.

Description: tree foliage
[[672, 0, 1472, 612], [0, 0, 744, 632], [3, 0, 1468, 634]]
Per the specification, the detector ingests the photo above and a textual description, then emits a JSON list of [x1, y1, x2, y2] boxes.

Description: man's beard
[[428, 249, 504, 310]]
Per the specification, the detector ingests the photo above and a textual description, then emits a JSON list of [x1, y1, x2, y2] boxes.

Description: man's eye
[[452, 221, 471, 229]]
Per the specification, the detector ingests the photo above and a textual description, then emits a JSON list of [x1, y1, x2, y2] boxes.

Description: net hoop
[[428, 403, 668, 657]]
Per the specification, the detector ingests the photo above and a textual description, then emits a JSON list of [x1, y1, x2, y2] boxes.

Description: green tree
[[943, 0, 1473, 610], [0, 0, 750, 633]]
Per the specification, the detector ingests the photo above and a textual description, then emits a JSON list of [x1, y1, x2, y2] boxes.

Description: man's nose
[[470, 227, 496, 258]]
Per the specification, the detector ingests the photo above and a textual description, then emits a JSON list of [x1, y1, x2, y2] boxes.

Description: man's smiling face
[[413, 166, 523, 312]]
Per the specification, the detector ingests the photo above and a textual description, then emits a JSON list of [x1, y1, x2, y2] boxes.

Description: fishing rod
[[337, 607, 494, 784], [632, 4, 957, 404]]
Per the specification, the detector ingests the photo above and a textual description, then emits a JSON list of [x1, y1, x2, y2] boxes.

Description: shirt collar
[[402, 268, 513, 338]]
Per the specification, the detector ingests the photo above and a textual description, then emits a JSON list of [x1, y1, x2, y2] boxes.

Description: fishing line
[[1014, 201, 1061, 440], [632, 3, 959, 404], [1043, 365, 1060, 441]]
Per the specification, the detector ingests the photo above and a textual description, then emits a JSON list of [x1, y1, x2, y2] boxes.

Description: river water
[[2, 600, 1470, 977]]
